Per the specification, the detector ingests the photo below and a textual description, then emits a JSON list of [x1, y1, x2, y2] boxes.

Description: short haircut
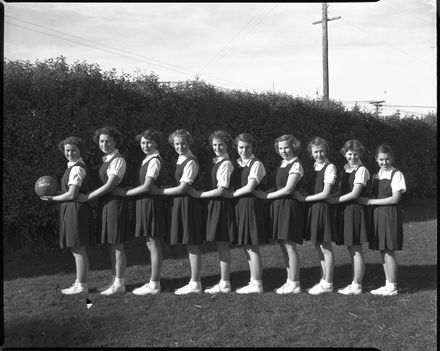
[[135, 129, 162, 146], [307, 137, 329, 157], [274, 134, 301, 156], [58, 136, 85, 156], [209, 130, 233, 152], [375, 144, 395, 160], [340, 139, 365, 156], [168, 129, 193, 146], [93, 126, 123, 147], [234, 133, 256, 150]]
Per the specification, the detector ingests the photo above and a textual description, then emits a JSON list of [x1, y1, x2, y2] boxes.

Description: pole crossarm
[[312, 16, 341, 25]]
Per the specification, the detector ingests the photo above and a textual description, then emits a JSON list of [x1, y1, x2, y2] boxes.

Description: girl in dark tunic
[[327, 139, 370, 296], [41, 136, 92, 295], [293, 137, 337, 295], [79, 126, 133, 296], [188, 130, 237, 294], [255, 134, 304, 294], [226, 133, 267, 294], [112, 129, 166, 295], [358, 144, 406, 296], [152, 129, 203, 295]]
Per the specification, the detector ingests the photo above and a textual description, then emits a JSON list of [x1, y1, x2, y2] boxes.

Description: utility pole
[[313, 3, 340, 102]]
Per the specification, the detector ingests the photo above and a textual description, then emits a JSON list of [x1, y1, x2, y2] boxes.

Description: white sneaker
[[236, 282, 263, 294], [370, 286, 397, 296], [175, 282, 202, 295], [308, 281, 333, 295], [100, 284, 126, 296], [204, 283, 231, 294], [133, 283, 161, 295], [275, 282, 301, 294], [337, 284, 362, 295], [61, 282, 88, 295]]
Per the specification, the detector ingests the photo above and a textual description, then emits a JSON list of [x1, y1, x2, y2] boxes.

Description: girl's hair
[[209, 130, 233, 152], [307, 137, 329, 157], [234, 133, 256, 150], [375, 144, 395, 161], [93, 126, 123, 147], [58, 136, 85, 156], [340, 139, 365, 156], [274, 134, 301, 156], [168, 129, 193, 146], [135, 129, 162, 146]]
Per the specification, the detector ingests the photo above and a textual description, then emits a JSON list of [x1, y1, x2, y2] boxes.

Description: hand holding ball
[[35, 176, 59, 197]]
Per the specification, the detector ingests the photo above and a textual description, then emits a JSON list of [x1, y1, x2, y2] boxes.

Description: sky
[[3, 1, 437, 117]]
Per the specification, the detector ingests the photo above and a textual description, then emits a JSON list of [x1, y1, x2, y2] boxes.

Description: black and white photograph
[[2, 1, 437, 349]]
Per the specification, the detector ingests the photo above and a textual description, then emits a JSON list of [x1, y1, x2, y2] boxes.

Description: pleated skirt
[[235, 196, 267, 246], [270, 197, 304, 244], [97, 195, 133, 244], [335, 202, 369, 246], [205, 198, 237, 243], [305, 201, 337, 243], [135, 195, 166, 238], [169, 195, 202, 245], [59, 202, 93, 248], [369, 205, 403, 250]]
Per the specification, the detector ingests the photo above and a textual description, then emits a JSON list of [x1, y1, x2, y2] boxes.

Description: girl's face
[[173, 137, 189, 155], [344, 149, 361, 166], [64, 144, 81, 163], [99, 134, 116, 155], [237, 140, 252, 160], [212, 138, 227, 157], [278, 140, 294, 160], [376, 152, 393, 171], [140, 137, 157, 155], [311, 145, 327, 163]]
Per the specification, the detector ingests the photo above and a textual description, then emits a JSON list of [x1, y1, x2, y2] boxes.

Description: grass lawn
[[2, 199, 437, 349]]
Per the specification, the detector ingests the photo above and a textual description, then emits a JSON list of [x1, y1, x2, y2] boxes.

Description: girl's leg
[[279, 241, 290, 281], [315, 242, 325, 280], [348, 245, 365, 285], [384, 250, 397, 284], [108, 244, 116, 277], [217, 241, 231, 282], [320, 242, 334, 283], [72, 246, 89, 283], [283, 240, 299, 282], [187, 244, 201, 282], [174, 245, 202, 295], [101, 244, 126, 295], [247, 245, 263, 281], [146, 237, 163, 282], [113, 243, 127, 280], [338, 245, 363, 295]]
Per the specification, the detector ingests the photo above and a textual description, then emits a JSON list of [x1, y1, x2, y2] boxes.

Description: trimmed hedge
[[3, 57, 437, 247]]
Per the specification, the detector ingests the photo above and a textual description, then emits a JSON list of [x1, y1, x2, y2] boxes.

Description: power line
[[198, 4, 278, 75], [5, 16, 249, 90]]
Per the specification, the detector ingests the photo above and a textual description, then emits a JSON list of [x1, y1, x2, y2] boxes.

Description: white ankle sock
[[149, 280, 160, 289], [114, 278, 125, 287], [219, 280, 230, 288], [352, 282, 362, 289]]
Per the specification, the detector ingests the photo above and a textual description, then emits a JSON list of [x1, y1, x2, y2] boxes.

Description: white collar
[[237, 154, 255, 167], [177, 150, 195, 164], [344, 162, 363, 173], [281, 156, 298, 166], [67, 157, 84, 168], [142, 150, 160, 165], [314, 159, 329, 170], [213, 153, 230, 164], [102, 149, 119, 162]]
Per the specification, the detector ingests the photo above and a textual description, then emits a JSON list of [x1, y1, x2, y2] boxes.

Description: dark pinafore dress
[[335, 166, 369, 246], [169, 156, 202, 245], [369, 169, 404, 251], [233, 158, 267, 246], [205, 159, 237, 243], [134, 155, 166, 238], [305, 162, 337, 243], [269, 160, 304, 244], [59, 161, 93, 248], [97, 153, 133, 244]]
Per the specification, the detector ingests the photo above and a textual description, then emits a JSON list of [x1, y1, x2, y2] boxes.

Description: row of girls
[[41, 126, 406, 297]]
